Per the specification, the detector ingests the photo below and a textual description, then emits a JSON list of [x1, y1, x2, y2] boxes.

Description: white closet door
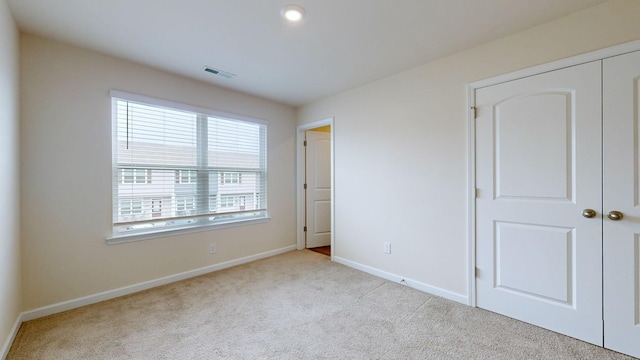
[[475, 61, 603, 345], [603, 50, 640, 358]]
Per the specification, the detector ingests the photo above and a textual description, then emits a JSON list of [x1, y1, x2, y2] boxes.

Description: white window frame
[[108, 90, 270, 244]]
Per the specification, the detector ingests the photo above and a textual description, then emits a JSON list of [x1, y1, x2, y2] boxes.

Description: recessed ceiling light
[[281, 4, 306, 23]]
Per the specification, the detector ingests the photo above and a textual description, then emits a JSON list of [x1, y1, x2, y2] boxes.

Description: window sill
[[106, 217, 271, 245]]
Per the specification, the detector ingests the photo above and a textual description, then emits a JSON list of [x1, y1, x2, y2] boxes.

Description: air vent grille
[[203, 66, 236, 79]]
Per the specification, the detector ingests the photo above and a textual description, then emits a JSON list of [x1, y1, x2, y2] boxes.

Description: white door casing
[[602, 51, 640, 358], [305, 130, 332, 248], [475, 61, 604, 345]]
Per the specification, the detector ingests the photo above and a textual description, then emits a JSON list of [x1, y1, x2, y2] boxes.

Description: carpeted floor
[[7, 250, 637, 359]]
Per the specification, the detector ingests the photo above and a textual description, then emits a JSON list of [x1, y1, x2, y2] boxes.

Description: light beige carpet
[[7, 250, 636, 359]]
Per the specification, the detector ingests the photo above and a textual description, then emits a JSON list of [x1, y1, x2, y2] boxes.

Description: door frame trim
[[466, 39, 640, 307], [296, 118, 335, 258]]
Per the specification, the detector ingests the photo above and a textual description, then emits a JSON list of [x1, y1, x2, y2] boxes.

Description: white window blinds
[[111, 91, 267, 237]]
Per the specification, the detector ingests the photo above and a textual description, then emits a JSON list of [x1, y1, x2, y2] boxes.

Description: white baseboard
[[21, 245, 296, 322], [333, 256, 468, 305], [1, 315, 22, 360]]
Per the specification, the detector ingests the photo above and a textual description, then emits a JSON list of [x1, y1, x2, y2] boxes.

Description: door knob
[[607, 211, 623, 221], [582, 209, 597, 218]]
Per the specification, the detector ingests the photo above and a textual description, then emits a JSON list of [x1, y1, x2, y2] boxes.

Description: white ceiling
[[7, 0, 608, 106]]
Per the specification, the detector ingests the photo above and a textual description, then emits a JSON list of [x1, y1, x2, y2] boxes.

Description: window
[[221, 172, 241, 184], [176, 195, 196, 216], [175, 170, 197, 184], [111, 91, 268, 239], [216, 193, 253, 211], [219, 195, 235, 208], [120, 168, 150, 184], [119, 198, 143, 216]]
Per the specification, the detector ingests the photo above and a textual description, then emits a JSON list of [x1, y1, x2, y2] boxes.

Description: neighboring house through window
[[110, 90, 268, 240]]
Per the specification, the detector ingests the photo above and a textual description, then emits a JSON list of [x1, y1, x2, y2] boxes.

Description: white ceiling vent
[[203, 66, 236, 79]]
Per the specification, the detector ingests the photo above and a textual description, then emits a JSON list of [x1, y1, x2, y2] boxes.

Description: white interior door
[[475, 61, 604, 345], [305, 130, 331, 248], [603, 50, 640, 358]]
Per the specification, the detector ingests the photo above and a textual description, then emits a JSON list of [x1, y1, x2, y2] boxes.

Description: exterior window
[[120, 168, 150, 184], [111, 91, 268, 239], [218, 193, 253, 211], [175, 170, 197, 184], [221, 172, 241, 184], [176, 196, 196, 216], [119, 199, 143, 216], [219, 195, 235, 208]]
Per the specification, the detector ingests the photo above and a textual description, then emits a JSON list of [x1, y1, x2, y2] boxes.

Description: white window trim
[[109, 90, 269, 244], [106, 217, 271, 245]]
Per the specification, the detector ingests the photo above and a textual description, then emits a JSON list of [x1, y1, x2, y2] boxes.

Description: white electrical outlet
[[383, 242, 391, 254], [209, 243, 217, 254]]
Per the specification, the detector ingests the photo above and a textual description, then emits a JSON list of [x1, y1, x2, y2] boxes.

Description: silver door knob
[[582, 209, 597, 218], [607, 211, 623, 221]]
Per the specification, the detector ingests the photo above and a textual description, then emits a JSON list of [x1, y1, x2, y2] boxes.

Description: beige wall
[[298, 0, 640, 299], [0, 0, 21, 352], [14, 0, 640, 315], [20, 34, 297, 310]]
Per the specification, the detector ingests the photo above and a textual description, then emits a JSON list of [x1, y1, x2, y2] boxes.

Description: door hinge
[[474, 188, 478, 198], [304, 226, 307, 232], [304, 140, 307, 146], [471, 106, 477, 119], [304, 183, 307, 190]]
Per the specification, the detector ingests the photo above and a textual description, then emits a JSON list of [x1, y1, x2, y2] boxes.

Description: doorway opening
[[296, 118, 334, 258], [308, 246, 331, 257]]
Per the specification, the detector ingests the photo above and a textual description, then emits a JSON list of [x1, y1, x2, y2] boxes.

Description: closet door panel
[[476, 61, 603, 345], [603, 50, 640, 359]]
